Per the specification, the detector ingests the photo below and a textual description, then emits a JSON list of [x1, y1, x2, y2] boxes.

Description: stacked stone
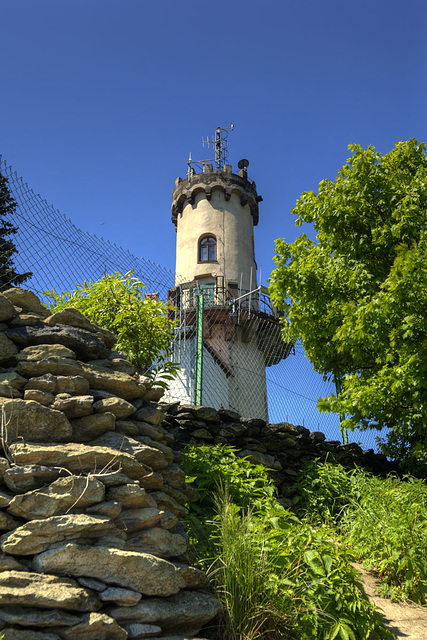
[[163, 404, 399, 509], [0, 289, 220, 640]]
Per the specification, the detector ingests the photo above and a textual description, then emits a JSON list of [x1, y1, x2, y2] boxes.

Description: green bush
[[45, 271, 178, 384], [184, 445, 392, 640], [296, 461, 427, 603]]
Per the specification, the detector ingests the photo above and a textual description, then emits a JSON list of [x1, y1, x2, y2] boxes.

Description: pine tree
[[0, 171, 32, 290]]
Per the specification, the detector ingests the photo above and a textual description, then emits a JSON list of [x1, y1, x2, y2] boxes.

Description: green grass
[[295, 460, 427, 603], [183, 445, 392, 640]]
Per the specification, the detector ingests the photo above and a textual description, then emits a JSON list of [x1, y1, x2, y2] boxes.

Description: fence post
[[194, 293, 204, 405]]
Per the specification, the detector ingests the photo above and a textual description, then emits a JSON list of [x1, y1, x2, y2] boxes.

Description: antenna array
[[187, 124, 234, 174]]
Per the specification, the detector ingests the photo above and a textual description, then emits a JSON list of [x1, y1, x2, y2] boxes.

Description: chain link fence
[[0, 157, 380, 449]]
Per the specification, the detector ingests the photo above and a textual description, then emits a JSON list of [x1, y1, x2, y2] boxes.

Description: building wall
[[175, 189, 257, 292]]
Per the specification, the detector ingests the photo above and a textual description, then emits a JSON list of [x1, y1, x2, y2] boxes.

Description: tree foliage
[[269, 139, 427, 468], [0, 171, 32, 290], [45, 271, 177, 382]]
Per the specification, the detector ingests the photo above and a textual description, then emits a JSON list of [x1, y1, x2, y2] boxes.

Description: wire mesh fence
[[0, 156, 381, 450]]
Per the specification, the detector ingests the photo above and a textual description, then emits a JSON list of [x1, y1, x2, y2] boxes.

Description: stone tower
[[167, 132, 291, 419]]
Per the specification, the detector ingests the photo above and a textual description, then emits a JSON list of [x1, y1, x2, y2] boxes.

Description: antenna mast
[[187, 124, 234, 174]]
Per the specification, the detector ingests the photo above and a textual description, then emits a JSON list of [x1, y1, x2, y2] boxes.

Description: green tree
[[0, 171, 32, 289], [269, 139, 427, 469], [45, 271, 178, 384]]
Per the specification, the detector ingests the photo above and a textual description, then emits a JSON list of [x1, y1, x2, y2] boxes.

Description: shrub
[[45, 271, 178, 384], [184, 445, 392, 640]]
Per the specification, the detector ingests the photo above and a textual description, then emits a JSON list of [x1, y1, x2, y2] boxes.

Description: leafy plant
[[296, 460, 427, 603], [269, 139, 427, 471], [184, 446, 392, 640], [45, 271, 178, 382]]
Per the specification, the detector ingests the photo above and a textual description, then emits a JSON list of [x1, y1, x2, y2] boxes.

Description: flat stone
[[24, 373, 57, 392], [23, 388, 54, 405], [52, 612, 127, 640], [0, 334, 19, 362], [1, 629, 61, 640], [99, 587, 142, 606], [0, 489, 13, 508], [143, 387, 165, 402], [3, 465, 67, 493], [184, 405, 220, 423], [0, 458, 10, 482], [82, 363, 146, 400], [92, 433, 168, 470], [1, 398, 72, 444], [162, 464, 186, 489], [0, 372, 27, 390], [44, 307, 99, 332], [56, 374, 90, 395], [125, 528, 187, 558], [123, 623, 162, 639], [0, 554, 27, 572], [150, 491, 188, 518], [0, 606, 80, 627], [108, 590, 222, 635], [77, 577, 107, 591], [117, 508, 163, 532], [109, 357, 136, 376], [0, 512, 22, 531], [71, 412, 116, 442], [107, 484, 156, 509], [0, 383, 23, 398], [34, 543, 187, 596], [137, 436, 174, 465], [0, 569, 100, 610], [1, 289, 50, 317], [93, 397, 135, 419], [86, 500, 122, 518], [0, 293, 18, 321], [8, 475, 105, 519], [139, 471, 163, 491], [9, 442, 150, 481], [16, 344, 76, 361], [1, 514, 116, 555], [238, 449, 281, 470], [51, 393, 94, 418], [6, 325, 110, 361], [159, 511, 178, 531], [16, 357, 84, 378], [134, 406, 165, 425], [115, 419, 139, 436], [9, 312, 46, 326]]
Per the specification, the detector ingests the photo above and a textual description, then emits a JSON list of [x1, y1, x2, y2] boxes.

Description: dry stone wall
[[162, 404, 398, 509], [0, 288, 220, 640]]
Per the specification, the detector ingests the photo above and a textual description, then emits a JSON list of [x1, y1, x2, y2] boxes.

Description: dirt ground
[[354, 563, 427, 640]]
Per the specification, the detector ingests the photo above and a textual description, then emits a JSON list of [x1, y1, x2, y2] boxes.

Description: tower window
[[199, 235, 217, 262]]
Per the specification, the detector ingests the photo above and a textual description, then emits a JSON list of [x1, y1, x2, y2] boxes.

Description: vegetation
[[269, 139, 427, 470], [45, 271, 177, 384], [183, 444, 392, 640], [295, 460, 427, 603], [0, 171, 32, 290]]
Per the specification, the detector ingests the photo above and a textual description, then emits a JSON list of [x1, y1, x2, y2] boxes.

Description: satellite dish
[[238, 158, 249, 170]]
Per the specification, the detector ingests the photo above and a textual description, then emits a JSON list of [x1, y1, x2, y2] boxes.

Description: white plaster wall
[[175, 190, 257, 291]]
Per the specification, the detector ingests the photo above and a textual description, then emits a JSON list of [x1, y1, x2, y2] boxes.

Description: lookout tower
[[167, 126, 292, 420]]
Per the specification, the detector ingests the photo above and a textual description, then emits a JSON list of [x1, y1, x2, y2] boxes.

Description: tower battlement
[[171, 164, 263, 228]]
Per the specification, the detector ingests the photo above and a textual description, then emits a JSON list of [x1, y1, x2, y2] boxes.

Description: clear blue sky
[[2, 0, 426, 282]]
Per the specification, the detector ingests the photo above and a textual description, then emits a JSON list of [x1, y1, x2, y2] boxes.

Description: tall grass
[[295, 460, 427, 603], [184, 445, 393, 640]]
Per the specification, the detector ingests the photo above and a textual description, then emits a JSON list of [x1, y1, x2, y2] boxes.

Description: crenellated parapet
[[171, 164, 263, 228]]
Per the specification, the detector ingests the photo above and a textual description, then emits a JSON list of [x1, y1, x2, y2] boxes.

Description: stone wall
[[0, 288, 220, 640], [162, 404, 398, 508]]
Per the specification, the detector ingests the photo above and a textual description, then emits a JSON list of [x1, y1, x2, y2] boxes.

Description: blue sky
[[2, 0, 425, 447], [2, 0, 426, 282]]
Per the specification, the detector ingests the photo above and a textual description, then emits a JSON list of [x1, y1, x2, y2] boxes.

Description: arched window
[[199, 235, 216, 262]]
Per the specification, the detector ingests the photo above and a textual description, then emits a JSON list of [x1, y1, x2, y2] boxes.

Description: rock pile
[[0, 288, 220, 640], [163, 404, 399, 508]]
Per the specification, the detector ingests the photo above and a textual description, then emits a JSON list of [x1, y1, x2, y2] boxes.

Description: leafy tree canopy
[[45, 272, 177, 385], [0, 171, 32, 290], [269, 139, 427, 469]]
